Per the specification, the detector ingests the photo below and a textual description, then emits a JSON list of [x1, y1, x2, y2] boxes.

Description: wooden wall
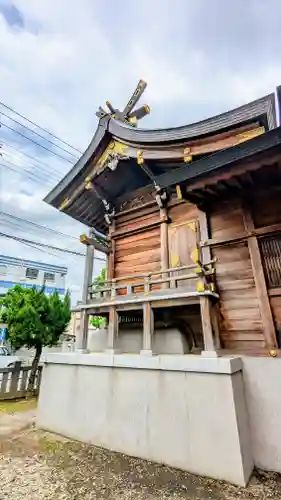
[[114, 203, 161, 279], [111, 197, 199, 280], [109, 187, 281, 353], [251, 192, 281, 343], [209, 201, 265, 350]]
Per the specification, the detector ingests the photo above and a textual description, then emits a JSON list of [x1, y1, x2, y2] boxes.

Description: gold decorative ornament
[[176, 184, 182, 200], [137, 151, 144, 165], [187, 221, 197, 232], [196, 280, 205, 292], [184, 147, 193, 163], [269, 349, 277, 357], [85, 180, 93, 190], [59, 198, 70, 210], [191, 247, 200, 264], [80, 234, 89, 245]]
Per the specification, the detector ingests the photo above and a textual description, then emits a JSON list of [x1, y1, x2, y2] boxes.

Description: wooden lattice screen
[[260, 234, 281, 288]]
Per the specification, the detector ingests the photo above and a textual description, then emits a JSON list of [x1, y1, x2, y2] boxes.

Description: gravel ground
[[1, 427, 281, 499]]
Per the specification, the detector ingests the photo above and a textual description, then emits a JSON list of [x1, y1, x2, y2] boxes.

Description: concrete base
[[140, 349, 154, 356], [38, 353, 252, 486], [201, 350, 219, 358], [86, 327, 190, 355]]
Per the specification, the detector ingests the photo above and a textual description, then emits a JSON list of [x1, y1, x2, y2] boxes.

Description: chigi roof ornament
[[96, 79, 150, 127]]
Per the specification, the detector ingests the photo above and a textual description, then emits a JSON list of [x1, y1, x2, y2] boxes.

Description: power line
[[1, 154, 60, 183], [0, 110, 79, 160], [0, 211, 79, 242], [0, 101, 83, 154], [0, 232, 106, 261], [0, 121, 75, 164], [0, 161, 55, 186], [0, 232, 86, 256], [0, 139, 66, 178]]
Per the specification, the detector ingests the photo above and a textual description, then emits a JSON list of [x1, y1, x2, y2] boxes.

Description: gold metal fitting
[[85, 180, 93, 190], [137, 151, 144, 165], [269, 349, 277, 357], [184, 147, 192, 163], [176, 184, 182, 200], [59, 198, 70, 210], [80, 234, 89, 245], [196, 280, 205, 292]]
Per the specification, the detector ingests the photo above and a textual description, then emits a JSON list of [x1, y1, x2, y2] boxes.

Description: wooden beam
[[200, 296, 216, 352], [142, 302, 154, 353], [111, 218, 165, 239], [242, 204, 277, 348], [80, 234, 110, 254], [186, 153, 281, 192], [200, 222, 281, 248], [268, 288, 281, 297]]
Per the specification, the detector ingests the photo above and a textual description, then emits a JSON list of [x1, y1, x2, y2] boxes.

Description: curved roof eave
[[44, 92, 276, 209], [109, 92, 276, 144], [44, 116, 110, 206]]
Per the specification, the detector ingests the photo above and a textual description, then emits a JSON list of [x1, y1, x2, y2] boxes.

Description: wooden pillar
[[107, 221, 116, 281], [141, 302, 154, 355], [76, 234, 94, 352], [243, 204, 277, 348], [160, 207, 169, 288], [200, 296, 217, 356], [107, 306, 119, 353], [198, 210, 211, 264]]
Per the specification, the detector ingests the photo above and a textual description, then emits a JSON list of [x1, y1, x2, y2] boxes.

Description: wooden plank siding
[[113, 204, 161, 294], [209, 201, 265, 350]]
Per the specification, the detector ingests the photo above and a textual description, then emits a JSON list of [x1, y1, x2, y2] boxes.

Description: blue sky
[[0, 0, 281, 303]]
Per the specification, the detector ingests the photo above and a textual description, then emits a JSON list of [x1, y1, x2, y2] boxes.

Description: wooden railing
[[89, 260, 216, 300], [0, 362, 42, 401]]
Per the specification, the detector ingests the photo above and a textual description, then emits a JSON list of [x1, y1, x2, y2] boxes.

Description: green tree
[[92, 267, 106, 290], [0, 285, 71, 393], [90, 268, 106, 329]]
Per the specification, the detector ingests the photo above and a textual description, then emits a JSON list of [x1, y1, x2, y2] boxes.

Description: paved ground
[[0, 411, 281, 499]]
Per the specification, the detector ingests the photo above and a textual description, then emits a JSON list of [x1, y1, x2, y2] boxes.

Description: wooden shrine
[[45, 81, 281, 356]]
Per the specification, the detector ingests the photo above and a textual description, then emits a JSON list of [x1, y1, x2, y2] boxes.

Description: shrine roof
[[44, 88, 276, 234]]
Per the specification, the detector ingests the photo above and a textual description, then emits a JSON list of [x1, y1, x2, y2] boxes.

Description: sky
[[0, 0, 281, 304]]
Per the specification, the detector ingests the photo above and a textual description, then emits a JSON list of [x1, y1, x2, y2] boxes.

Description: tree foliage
[[91, 267, 106, 290], [0, 285, 71, 393], [0, 285, 71, 350], [90, 268, 106, 329]]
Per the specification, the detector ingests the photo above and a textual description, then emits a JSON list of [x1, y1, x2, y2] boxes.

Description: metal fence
[[0, 362, 42, 400]]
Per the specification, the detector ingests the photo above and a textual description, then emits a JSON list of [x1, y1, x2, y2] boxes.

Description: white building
[[0, 254, 67, 298]]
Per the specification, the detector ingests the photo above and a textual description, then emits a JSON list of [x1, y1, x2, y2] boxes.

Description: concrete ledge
[[42, 352, 242, 374]]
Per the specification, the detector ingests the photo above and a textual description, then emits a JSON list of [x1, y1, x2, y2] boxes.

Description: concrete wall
[[242, 357, 281, 473], [87, 327, 190, 354], [37, 354, 252, 486]]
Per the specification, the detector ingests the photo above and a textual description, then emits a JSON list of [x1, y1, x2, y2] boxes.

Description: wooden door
[[168, 220, 198, 290]]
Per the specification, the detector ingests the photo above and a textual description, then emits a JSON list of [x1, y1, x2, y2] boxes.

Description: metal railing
[[89, 260, 216, 301]]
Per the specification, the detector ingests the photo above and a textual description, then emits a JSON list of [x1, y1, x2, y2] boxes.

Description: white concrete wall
[[37, 354, 252, 486], [242, 357, 281, 473]]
